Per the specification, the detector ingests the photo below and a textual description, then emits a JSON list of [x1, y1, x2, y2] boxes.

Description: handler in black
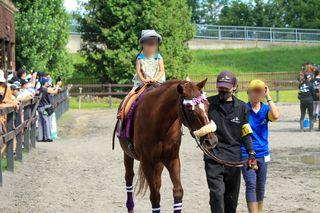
[[205, 71, 256, 213]]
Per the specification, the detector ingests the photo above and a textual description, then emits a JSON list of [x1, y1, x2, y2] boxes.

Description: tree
[[13, 0, 73, 78], [78, 0, 195, 83], [219, 1, 255, 26], [279, 0, 320, 29]]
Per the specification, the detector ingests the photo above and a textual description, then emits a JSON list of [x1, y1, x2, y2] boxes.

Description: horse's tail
[[135, 162, 148, 196]]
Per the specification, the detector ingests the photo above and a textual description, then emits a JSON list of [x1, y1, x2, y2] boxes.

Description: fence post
[[24, 106, 31, 152], [6, 111, 14, 172], [295, 29, 298, 42], [78, 87, 82, 110], [30, 102, 36, 148], [108, 83, 112, 108], [15, 110, 23, 161], [218, 26, 221, 40], [275, 88, 280, 103], [0, 150, 2, 186], [270, 28, 273, 42]]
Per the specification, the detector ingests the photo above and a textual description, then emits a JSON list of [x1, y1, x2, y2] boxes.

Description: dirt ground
[[0, 103, 319, 213]]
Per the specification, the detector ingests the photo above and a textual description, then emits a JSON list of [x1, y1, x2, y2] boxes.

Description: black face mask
[[218, 90, 232, 101]]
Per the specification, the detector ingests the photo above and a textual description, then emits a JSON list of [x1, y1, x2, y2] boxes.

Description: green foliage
[[190, 0, 320, 28], [13, 0, 73, 78], [188, 46, 320, 74], [78, 0, 195, 84]]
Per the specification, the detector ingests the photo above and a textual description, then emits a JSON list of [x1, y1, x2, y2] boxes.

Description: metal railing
[[196, 25, 320, 43], [0, 89, 69, 186], [70, 22, 320, 43]]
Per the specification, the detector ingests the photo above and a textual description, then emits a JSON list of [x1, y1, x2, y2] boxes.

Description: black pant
[[205, 159, 241, 213], [300, 101, 313, 121]]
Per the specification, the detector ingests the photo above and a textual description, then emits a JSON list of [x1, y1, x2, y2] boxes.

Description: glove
[[247, 150, 258, 170]]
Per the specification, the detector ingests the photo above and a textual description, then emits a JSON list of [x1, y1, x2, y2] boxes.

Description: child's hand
[[150, 78, 157, 83]]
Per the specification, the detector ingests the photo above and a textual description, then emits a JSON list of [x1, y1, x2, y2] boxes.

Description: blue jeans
[[242, 158, 268, 202]]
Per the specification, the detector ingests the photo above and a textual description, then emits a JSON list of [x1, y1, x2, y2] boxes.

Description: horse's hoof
[[128, 210, 134, 213]]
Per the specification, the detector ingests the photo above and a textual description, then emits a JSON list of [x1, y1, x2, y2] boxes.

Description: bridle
[[179, 92, 246, 168]]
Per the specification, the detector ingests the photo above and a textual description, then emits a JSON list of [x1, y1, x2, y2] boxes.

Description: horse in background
[[114, 79, 217, 213]]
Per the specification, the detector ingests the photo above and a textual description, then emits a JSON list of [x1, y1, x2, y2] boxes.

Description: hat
[[248, 79, 265, 91], [139, 29, 162, 44], [216, 71, 237, 89], [0, 69, 6, 83], [40, 77, 50, 85], [10, 81, 21, 90]]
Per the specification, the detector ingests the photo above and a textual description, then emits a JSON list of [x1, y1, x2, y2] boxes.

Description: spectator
[[312, 70, 320, 121], [298, 74, 315, 131], [0, 69, 18, 107], [10, 81, 21, 99], [37, 77, 60, 142], [17, 79, 34, 101]]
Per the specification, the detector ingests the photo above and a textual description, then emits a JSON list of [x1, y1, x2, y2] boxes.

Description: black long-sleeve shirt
[[206, 95, 253, 162]]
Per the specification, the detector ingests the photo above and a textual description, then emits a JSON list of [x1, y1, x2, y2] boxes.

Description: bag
[[51, 112, 58, 140], [45, 106, 55, 116]]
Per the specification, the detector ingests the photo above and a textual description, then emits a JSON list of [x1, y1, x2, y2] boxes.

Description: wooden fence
[[0, 89, 69, 186], [70, 76, 298, 107]]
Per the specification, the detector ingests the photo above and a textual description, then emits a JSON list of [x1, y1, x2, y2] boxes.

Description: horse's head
[[177, 79, 218, 149]]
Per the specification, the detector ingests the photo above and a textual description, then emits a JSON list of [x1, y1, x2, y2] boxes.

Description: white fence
[[196, 25, 320, 43]]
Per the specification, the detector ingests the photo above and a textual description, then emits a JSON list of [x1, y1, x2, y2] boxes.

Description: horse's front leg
[[165, 157, 183, 213], [124, 152, 135, 213], [143, 161, 164, 213]]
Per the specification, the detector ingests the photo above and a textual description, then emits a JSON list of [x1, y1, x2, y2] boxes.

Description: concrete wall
[[66, 35, 320, 53], [188, 39, 320, 50]]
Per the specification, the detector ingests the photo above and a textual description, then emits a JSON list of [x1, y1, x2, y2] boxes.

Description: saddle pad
[[116, 89, 147, 141]]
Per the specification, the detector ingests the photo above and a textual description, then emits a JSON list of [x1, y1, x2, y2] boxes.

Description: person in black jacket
[[205, 71, 256, 213], [312, 71, 320, 121], [298, 74, 315, 131]]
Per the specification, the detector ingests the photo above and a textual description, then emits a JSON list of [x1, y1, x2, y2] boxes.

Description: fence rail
[[0, 89, 69, 186], [69, 72, 300, 107], [196, 25, 320, 43]]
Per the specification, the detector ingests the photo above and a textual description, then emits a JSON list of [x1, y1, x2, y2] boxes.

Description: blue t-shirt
[[241, 102, 270, 159]]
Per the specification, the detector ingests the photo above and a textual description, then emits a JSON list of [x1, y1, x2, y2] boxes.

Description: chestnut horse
[[114, 79, 217, 213]]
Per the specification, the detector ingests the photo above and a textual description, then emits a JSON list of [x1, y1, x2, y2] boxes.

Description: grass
[[188, 46, 320, 75], [234, 90, 298, 103], [69, 97, 120, 109]]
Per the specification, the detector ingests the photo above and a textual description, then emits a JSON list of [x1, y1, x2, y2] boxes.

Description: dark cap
[[216, 71, 237, 89]]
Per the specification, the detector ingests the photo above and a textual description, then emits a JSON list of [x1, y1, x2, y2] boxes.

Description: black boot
[[300, 120, 304, 132]]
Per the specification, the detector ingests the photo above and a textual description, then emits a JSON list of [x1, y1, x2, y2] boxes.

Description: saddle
[[116, 83, 156, 142], [118, 84, 148, 122]]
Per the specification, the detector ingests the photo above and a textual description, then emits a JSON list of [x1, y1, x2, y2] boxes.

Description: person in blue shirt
[[241, 80, 280, 213]]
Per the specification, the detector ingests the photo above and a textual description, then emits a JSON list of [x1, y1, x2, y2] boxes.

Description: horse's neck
[[152, 84, 181, 133]]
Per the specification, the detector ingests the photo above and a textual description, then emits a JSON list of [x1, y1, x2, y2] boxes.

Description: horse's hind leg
[[165, 158, 183, 213], [144, 162, 164, 213], [124, 153, 135, 213]]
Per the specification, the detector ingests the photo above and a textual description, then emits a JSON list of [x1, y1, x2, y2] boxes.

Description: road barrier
[[0, 89, 69, 186]]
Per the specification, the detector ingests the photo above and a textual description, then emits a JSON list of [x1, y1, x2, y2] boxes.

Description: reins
[[179, 96, 246, 168]]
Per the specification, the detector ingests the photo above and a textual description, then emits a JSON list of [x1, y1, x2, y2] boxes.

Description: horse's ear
[[177, 84, 184, 95], [197, 78, 207, 90]]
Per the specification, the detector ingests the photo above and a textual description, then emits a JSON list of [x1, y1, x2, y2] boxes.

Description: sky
[[64, 0, 86, 12]]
